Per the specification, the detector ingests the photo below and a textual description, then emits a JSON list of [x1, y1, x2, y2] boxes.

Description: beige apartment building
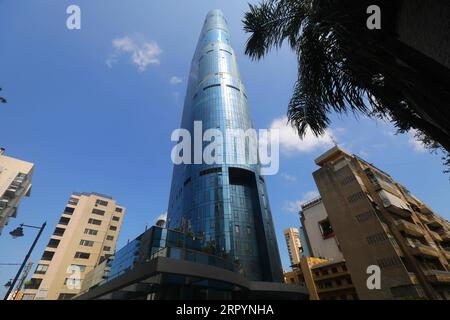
[[285, 257, 358, 300], [22, 192, 125, 300], [284, 227, 303, 267], [0, 148, 34, 235], [312, 146, 450, 300]]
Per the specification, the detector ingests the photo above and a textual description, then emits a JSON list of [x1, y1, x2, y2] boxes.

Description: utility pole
[[4, 222, 46, 300], [8, 262, 33, 300]]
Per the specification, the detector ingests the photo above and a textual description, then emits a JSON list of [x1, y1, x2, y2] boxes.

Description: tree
[[243, 0, 450, 154]]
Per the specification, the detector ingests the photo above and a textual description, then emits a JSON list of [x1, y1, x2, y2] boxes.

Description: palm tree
[[243, 0, 450, 152], [0, 88, 6, 104]]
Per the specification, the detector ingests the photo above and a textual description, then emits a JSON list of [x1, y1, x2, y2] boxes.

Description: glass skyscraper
[[167, 9, 283, 282]]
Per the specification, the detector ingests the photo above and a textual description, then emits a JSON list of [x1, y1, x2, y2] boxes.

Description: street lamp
[[9, 226, 24, 238], [3, 222, 46, 300]]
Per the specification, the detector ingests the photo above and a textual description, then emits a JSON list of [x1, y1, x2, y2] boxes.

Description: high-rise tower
[[167, 9, 283, 282]]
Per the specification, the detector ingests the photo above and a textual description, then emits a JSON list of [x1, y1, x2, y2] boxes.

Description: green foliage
[[243, 0, 450, 158], [0, 88, 6, 103]]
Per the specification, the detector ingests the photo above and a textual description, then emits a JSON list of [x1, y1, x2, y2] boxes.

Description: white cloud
[[267, 116, 334, 155], [157, 212, 167, 221], [408, 129, 426, 153], [283, 190, 320, 213], [170, 76, 183, 85], [107, 35, 162, 72], [280, 173, 297, 183]]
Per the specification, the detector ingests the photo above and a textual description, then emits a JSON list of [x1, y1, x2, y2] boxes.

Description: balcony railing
[[394, 220, 424, 237], [437, 230, 450, 242], [418, 214, 431, 224], [423, 270, 450, 284], [408, 243, 440, 258], [428, 230, 442, 242]]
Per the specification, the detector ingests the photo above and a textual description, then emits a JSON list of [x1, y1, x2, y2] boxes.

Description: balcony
[[0, 199, 9, 209], [379, 190, 411, 216], [423, 270, 450, 284], [4, 187, 18, 198], [316, 283, 355, 294], [427, 220, 444, 230], [442, 250, 450, 261], [394, 220, 424, 238], [418, 214, 431, 224], [438, 231, 450, 242], [409, 243, 440, 259], [418, 204, 434, 216], [429, 230, 442, 242]]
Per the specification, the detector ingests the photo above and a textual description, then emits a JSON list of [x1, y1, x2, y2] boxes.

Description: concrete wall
[[302, 201, 344, 262]]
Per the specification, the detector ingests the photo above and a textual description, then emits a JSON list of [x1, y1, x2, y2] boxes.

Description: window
[[74, 252, 90, 259], [53, 227, 65, 236], [47, 238, 60, 248], [199, 167, 222, 176], [88, 218, 102, 226], [112, 216, 120, 222], [35, 264, 49, 275], [24, 278, 42, 290], [103, 246, 111, 252], [64, 206, 75, 215], [95, 199, 108, 206], [69, 264, 86, 272], [319, 219, 334, 239], [347, 191, 366, 204], [234, 225, 240, 233], [41, 251, 55, 261], [22, 293, 36, 300], [109, 226, 117, 231], [58, 217, 70, 225], [92, 208, 105, 216], [106, 235, 114, 241], [65, 278, 82, 288], [115, 207, 123, 213], [355, 211, 375, 223], [64, 278, 82, 287], [57, 293, 76, 300], [367, 232, 389, 245], [79, 239, 94, 247], [68, 197, 79, 205], [84, 228, 98, 236]]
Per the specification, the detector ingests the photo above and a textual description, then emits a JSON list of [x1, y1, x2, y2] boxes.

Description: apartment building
[[300, 198, 344, 262], [0, 148, 34, 235], [284, 227, 303, 267], [285, 257, 357, 300], [22, 192, 125, 300], [312, 146, 450, 299]]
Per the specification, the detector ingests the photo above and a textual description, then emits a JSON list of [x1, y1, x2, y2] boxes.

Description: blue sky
[[0, 0, 448, 295]]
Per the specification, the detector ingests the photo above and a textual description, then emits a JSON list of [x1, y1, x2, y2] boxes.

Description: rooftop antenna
[[331, 135, 339, 147]]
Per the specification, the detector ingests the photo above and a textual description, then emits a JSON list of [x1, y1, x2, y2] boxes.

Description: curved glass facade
[[167, 9, 283, 282]]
